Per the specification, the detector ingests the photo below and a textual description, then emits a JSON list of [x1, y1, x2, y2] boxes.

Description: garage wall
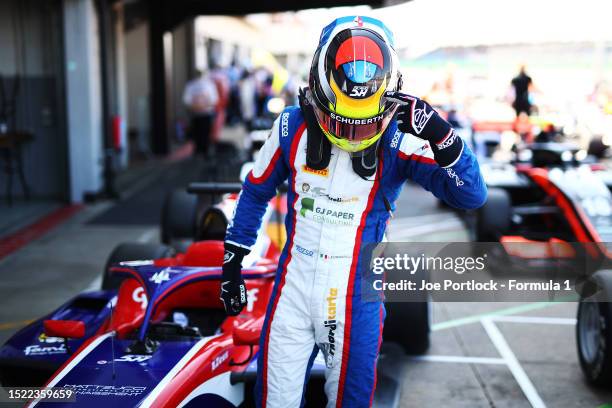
[[0, 0, 68, 201]]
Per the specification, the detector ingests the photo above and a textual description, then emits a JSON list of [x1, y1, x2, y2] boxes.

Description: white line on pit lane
[[390, 213, 460, 227], [387, 219, 465, 238], [409, 355, 506, 365], [482, 317, 546, 408], [493, 315, 576, 325]]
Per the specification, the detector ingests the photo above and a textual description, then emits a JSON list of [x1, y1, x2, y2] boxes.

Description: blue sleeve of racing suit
[[397, 134, 487, 210], [225, 114, 290, 250]]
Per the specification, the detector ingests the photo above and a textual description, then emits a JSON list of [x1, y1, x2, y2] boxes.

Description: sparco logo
[[446, 168, 464, 186], [437, 130, 457, 150], [280, 112, 290, 137], [330, 112, 383, 125], [412, 103, 434, 134], [390, 130, 401, 148], [323, 288, 338, 368], [295, 245, 314, 257]]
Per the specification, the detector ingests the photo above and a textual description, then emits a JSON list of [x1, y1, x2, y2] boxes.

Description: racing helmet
[[309, 16, 402, 152]]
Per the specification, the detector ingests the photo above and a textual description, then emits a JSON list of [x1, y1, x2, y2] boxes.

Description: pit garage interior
[[0, 0, 611, 407]]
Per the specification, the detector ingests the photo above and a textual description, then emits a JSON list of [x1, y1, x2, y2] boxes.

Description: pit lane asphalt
[[1, 181, 611, 407]]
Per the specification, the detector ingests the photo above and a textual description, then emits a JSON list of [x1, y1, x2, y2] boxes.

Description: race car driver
[[220, 16, 487, 408]]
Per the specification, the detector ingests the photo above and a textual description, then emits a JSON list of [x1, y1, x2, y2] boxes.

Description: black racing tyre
[[102, 243, 175, 290], [577, 270, 612, 386], [384, 300, 430, 355], [161, 189, 198, 244], [476, 187, 511, 242]]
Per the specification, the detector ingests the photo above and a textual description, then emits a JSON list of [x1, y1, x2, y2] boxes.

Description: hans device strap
[[299, 87, 331, 171]]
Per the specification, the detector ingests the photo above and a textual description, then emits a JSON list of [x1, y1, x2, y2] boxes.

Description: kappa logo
[[302, 165, 329, 177], [412, 103, 434, 135]]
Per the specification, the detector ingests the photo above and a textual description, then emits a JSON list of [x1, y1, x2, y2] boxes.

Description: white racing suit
[[225, 106, 487, 407]]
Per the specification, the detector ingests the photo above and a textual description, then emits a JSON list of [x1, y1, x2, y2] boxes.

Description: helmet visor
[[312, 103, 397, 143]]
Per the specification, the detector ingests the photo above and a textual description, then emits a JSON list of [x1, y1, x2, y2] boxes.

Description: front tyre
[[383, 300, 430, 355], [577, 270, 612, 386]]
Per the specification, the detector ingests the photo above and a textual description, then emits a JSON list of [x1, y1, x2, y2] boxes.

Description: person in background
[[239, 69, 257, 130], [535, 122, 560, 143], [183, 70, 219, 156], [226, 60, 243, 126], [210, 63, 231, 143], [511, 65, 534, 117]]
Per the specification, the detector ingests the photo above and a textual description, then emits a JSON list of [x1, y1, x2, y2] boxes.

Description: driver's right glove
[[220, 242, 249, 316]]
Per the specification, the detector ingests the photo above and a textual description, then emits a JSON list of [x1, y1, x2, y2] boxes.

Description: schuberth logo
[[302, 165, 329, 177]]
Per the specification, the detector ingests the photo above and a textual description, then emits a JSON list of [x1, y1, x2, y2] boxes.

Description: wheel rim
[[578, 301, 601, 364]]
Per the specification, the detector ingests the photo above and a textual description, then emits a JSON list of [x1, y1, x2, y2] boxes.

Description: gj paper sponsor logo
[[299, 198, 357, 226]]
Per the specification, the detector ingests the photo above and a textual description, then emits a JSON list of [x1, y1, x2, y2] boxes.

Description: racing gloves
[[385, 91, 464, 167], [220, 242, 249, 316]]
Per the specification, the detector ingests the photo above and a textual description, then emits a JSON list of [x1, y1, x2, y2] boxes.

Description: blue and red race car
[[0, 183, 427, 407]]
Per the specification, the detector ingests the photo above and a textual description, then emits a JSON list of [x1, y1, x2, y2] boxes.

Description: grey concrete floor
[[0, 176, 610, 407]]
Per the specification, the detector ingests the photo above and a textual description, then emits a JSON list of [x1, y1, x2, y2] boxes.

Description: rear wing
[[187, 182, 242, 195], [187, 182, 288, 196]]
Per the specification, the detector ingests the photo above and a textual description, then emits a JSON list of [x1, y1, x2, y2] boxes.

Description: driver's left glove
[[385, 91, 463, 167], [220, 242, 249, 316]]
